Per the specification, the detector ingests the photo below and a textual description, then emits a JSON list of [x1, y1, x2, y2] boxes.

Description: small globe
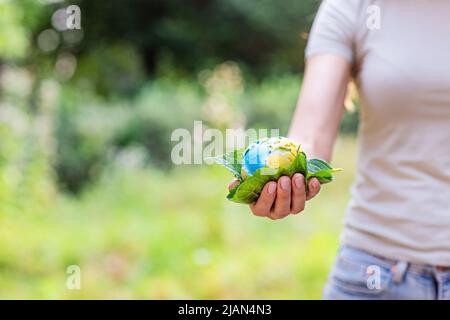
[[241, 137, 300, 177]]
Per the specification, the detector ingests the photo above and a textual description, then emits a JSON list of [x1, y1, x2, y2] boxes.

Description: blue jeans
[[323, 245, 450, 300]]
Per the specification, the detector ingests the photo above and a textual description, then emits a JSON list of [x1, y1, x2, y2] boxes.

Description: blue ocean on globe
[[242, 140, 272, 176], [241, 137, 299, 177]]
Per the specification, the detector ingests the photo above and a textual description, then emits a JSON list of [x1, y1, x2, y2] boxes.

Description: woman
[[229, 0, 450, 299]]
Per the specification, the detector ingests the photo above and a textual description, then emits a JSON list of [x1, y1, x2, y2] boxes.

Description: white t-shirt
[[306, 0, 450, 265]]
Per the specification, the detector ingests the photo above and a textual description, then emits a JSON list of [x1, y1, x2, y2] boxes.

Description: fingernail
[[294, 174, 304, 189], [268, 183, 277, 194], [312, 179, 319, 189], [281, 177, 290, 191]]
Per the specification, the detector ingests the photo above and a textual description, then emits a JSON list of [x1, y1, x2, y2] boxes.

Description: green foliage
[[114, 79, 204, 169], [0, 97, 56, 216], [0, 0, 361, 299], [0, 2, 28, 59], [75, 44, 145, 97], [53, 78, 205, 191], [72, 0, 319, 77], [227, 151, 308, 204], [243, 75, 301, 134], [55, 94, 131, 192], [217, 148, 340, 204], [340, 108, 360, 134], [0, 137, 357, 298], [306, 158, 342, 184], [0, 0, 358, 193], [226, 0, 318, 72], [0, 0, 52, 60], [210, 148, 244, 180], [52, 73, 355, 192]]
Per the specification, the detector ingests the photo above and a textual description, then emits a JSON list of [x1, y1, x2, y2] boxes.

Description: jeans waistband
[[343, 245, 450, 277]]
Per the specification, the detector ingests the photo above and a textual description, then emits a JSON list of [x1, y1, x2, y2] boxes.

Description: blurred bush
[[0, 0, 358, 193], [114, 79, 204, 169], [75, 43, 145, 97], [0, 68, 57, 215], [0, 0, 361, 299], [0, 0, 48, 60], [243, 75, 300, 135], [53, 66, 358, 192], [76, 0, 319, 77], [55, 89, 130, 192]]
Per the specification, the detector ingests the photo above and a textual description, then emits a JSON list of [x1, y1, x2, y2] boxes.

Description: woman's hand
[[227, 54, 349, 221], [228, 174, 321, 220]]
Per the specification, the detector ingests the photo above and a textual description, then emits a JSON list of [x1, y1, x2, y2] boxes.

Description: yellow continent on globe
[[241, 137, 302, 179]]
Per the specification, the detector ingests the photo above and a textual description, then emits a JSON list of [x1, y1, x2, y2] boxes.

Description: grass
[[0, 136, 357, 299]]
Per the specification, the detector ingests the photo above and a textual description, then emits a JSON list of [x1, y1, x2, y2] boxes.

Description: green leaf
[[221, 149, 342, 204], [306, 158, 342, 184], [227, 171, 269, 204], [210, 148, 245, 180], [307, 158, 332, 172], [291, 149, 308, 177], [227, 150, 308, 204]]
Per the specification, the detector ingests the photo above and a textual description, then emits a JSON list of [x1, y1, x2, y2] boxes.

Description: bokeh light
[[37, 28, 60, 52]]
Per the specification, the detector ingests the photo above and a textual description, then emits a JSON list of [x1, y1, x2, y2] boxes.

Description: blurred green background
[[0, 0, 359, 299]]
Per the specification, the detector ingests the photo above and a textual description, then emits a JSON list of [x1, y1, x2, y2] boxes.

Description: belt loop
[[392, 261, 409, 284]]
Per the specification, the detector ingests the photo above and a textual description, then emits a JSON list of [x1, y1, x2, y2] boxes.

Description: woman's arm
[[229, 53, 351, 220], [288, 54, 351, 162]]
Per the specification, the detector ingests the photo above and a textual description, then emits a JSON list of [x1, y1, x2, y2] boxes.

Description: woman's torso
[[307, 0, 450, 265]]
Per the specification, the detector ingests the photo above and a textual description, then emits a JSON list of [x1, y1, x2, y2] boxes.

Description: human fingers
[[306, 177, 321, 201], [249, 181, 277, 217], [270, 176, 291, 220], [291, 173, 306, 214]]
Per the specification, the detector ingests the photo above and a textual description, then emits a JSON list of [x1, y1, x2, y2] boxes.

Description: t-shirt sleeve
[[305, 0, 359, 62]]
